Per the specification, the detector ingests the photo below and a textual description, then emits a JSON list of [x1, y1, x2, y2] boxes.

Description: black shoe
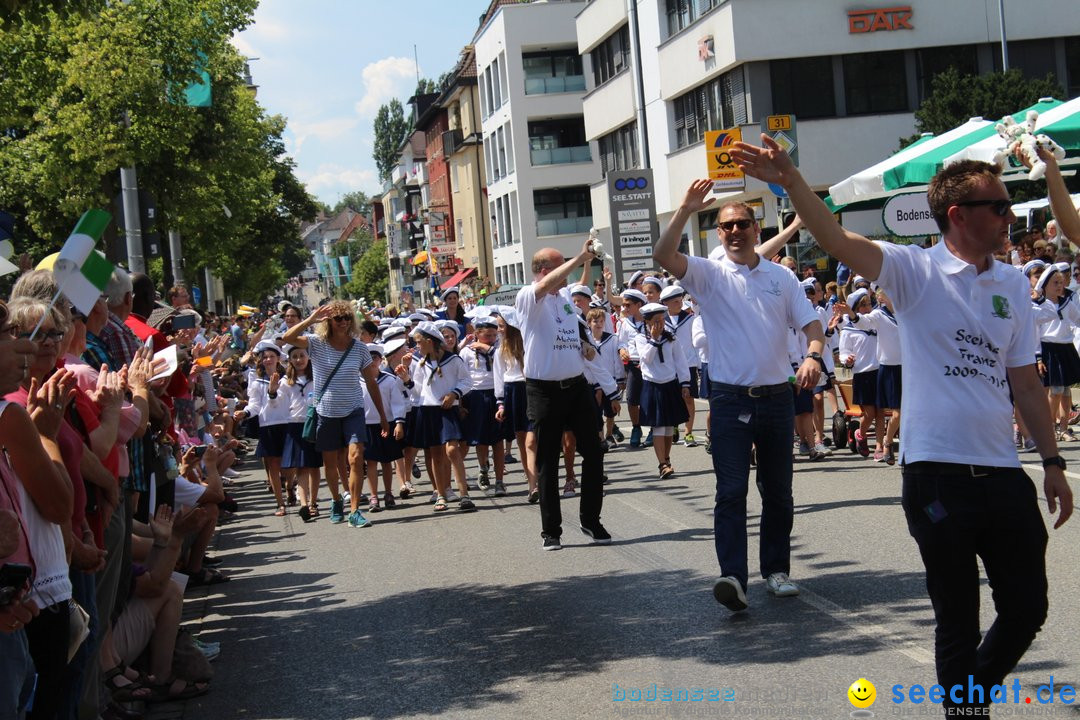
[[580, 522, 612, 544], [411, 463, 421, 479], [612, 427, 625, 442], [712, 576, 749, 612], [528, 490, 540, 504], [542, 534, 562, 551], [505, 453, 518, 464]]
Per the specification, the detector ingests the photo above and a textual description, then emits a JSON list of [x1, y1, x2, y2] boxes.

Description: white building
[[576, 0, 1080, 276], [475, 0, 602, 287]]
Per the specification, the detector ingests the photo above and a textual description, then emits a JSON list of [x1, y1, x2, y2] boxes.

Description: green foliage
[[330, 190, 372, 216], [372, 99, 410, 184], [342, 238, 389, 305], [899, 68, 1063, 148], [0, 0, 316, 303]]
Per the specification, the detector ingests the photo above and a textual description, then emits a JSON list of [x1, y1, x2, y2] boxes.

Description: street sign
[[623, 258, 654, 270], [767, 183, 788, 199], [192, 287, 202, 306], [882, 192, 938, 237], [704, 128, 745, 191], [761, 114, 798, 166], [607, 169, 660, 284], [483, 285, 524, 306]]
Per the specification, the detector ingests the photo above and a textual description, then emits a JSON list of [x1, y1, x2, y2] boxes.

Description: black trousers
[[526, 376, 604, 539], [901, 466, 1049, 716]]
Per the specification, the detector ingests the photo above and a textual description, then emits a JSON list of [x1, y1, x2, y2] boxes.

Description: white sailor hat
[[383, 337, 407, 356], [641, 302, 667, 318], [660, 285, 685, 302], [253, 340, 282, 356], [436, 319, 461, 339], [1036, 262, 1071, 293], [846, 288, 870, 308], [621, 289, 647, 304], [627, 270, 645, 287], [408, 312, 428, 323], [391, 317, 412, 328], [1022, 259, 1048, 277], [801, 278, 817, 292], [442, 286, 461, 298], [498, 306, 523, 329], [412, 321, 443, 343], [473, 315, 498, 329], [569, 284, 591, 298], [852, 275, 870, 287], [381, 326, 408, 341], [641, 276, 665, 289], [417, 308, 437, 320], [366, 343, 384, 357]]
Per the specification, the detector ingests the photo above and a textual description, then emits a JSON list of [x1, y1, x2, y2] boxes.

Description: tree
[[900, 68, 1063, 148], [341, 238, 389, 304], [330, 190, 372, 216], [372, 99, 410, 183]]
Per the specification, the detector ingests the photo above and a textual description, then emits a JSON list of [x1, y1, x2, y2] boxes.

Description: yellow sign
[[766, 115, 792, 132], [704, 128, 744, 190]]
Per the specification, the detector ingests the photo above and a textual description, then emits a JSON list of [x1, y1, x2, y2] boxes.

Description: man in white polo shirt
[[654, 179, 826, 613], [516, 239, 610, 551], [732, 136, 1073, 719]]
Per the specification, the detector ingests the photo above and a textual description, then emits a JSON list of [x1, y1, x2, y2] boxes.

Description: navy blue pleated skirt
[[411, 406, 464, 448], [501, 380, 530, 437], [364, 423, 404, 463], [638, 379, 689, 428], [852, 369, 879, 407], [1041, 341, 1080, 388], [876, 364, 902, 410], [282, 421, 323, 468], [256, 422, 288, 458], [463, 388, 504, 446]]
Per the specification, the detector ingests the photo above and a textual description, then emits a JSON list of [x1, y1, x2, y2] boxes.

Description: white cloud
[[298, 164, 379, 196], [289, 116, 360, 156], [230, 34, 259, 59], [354, 56, 420, 118]]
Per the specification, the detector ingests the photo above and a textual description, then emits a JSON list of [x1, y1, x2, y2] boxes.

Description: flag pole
[[28, 281, 67, 342]]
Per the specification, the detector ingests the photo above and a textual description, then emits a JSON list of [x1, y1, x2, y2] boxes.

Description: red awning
[[440, 267, 476, 290]]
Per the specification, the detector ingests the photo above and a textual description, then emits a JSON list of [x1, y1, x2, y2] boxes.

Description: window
[[528, 118, 590, 165], [534, 187, 592, 236], [770, 56, 836, 119], [843, 50, 908, 115], [598, 122, 639, 176], [524, 50, 585, 94], [492, 56, 503, 110], [1068, 37, 1080, 98], [916, 45, 977, 102], [592, 25, 630, 87], [481, 67, 493, 118], [665, 0, 721, 37], [673, 67, 748, 149]]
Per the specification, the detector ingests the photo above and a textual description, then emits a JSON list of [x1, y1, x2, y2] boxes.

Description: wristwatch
[[807, 351, 827, 369], [1042, 455, 1067, 470]]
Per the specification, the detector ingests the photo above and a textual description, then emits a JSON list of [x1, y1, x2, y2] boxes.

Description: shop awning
[[440, 267, 476, 290]]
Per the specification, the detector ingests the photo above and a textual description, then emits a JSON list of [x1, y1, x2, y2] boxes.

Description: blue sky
[[233, 0, 489, 207]]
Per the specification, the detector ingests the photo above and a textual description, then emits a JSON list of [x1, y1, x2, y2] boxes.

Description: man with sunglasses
[[732, 136, 1072, 719], [654, 181, 826, 613]]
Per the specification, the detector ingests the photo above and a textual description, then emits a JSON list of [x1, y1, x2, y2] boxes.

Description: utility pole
[[998, 0, 1009, 70], [168, 229, 183, 284], [120, 165, 145, 273]]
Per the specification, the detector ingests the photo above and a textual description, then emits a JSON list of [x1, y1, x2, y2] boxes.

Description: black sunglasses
[[331, 315, 351, 322], [954, 199, 1011, 216], [718, 219, 753, 232]]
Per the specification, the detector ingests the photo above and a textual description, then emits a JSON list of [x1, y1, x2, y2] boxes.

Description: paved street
[[176, 403, 1080, 720]]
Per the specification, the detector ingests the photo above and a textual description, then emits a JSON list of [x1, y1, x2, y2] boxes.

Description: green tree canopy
[[372, 98, 410, 184]]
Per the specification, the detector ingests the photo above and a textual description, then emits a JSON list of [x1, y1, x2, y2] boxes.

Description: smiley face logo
[[847, 678, 876, 708]]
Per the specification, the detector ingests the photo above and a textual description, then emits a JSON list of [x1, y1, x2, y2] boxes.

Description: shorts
[[113, 597, 156, 666], [625, 362, 643, 406], [315, 406, 368, 452]]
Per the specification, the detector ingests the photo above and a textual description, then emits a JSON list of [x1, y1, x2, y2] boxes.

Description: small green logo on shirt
[[563, 303, 573, 315], [991, 295, 1011, 319]]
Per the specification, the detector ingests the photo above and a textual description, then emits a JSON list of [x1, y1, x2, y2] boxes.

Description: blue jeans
[[708, 384, 795, 589], [0, 629, 35, 718]]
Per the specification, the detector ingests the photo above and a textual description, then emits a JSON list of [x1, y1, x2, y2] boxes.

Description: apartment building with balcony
[[475, 0, 602, 287], [577, 0, 1080, 278]]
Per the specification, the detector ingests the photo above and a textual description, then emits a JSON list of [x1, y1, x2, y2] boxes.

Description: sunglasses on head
[[718, 219, 753, 232], [954, 198, 1011, 217]]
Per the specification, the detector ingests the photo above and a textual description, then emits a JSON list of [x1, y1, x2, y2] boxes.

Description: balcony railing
[[536, 216, 593, 237], [530, 145, 591, 166], [524, 75, 586, 95]]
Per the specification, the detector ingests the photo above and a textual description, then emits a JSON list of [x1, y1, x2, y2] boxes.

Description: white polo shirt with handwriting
[[516, 284, 587, 382], [680, 255, 819, 386], [876, 240, 1037, 467]]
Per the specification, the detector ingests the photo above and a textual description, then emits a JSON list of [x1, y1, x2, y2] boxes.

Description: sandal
[[187, 567, 229, 587], [146, 677, 210, 704], [1059, 430, 1077, 442], [433, 496, 448, 512], [274, 505, 286, 517], [297, 505, 312, 522], [658, 463, 674, 479], [528, 489, 540, 504], [104, 663, 152, 702]]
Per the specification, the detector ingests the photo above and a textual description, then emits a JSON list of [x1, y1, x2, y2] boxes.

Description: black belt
[[711, 381, 791, 398], [528, 375, 586, 390], [902, 461, 1013, 478]]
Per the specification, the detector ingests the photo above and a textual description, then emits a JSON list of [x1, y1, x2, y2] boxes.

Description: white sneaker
[[712, 576, 749, 612], [445, 489, 460, 503], [813, 443, 831, 456], [766, 572, 799, 597], [222, 468, 240, 478]]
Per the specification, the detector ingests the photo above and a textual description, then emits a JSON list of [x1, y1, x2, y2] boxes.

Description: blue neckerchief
[[880, 306, 897, 326]]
